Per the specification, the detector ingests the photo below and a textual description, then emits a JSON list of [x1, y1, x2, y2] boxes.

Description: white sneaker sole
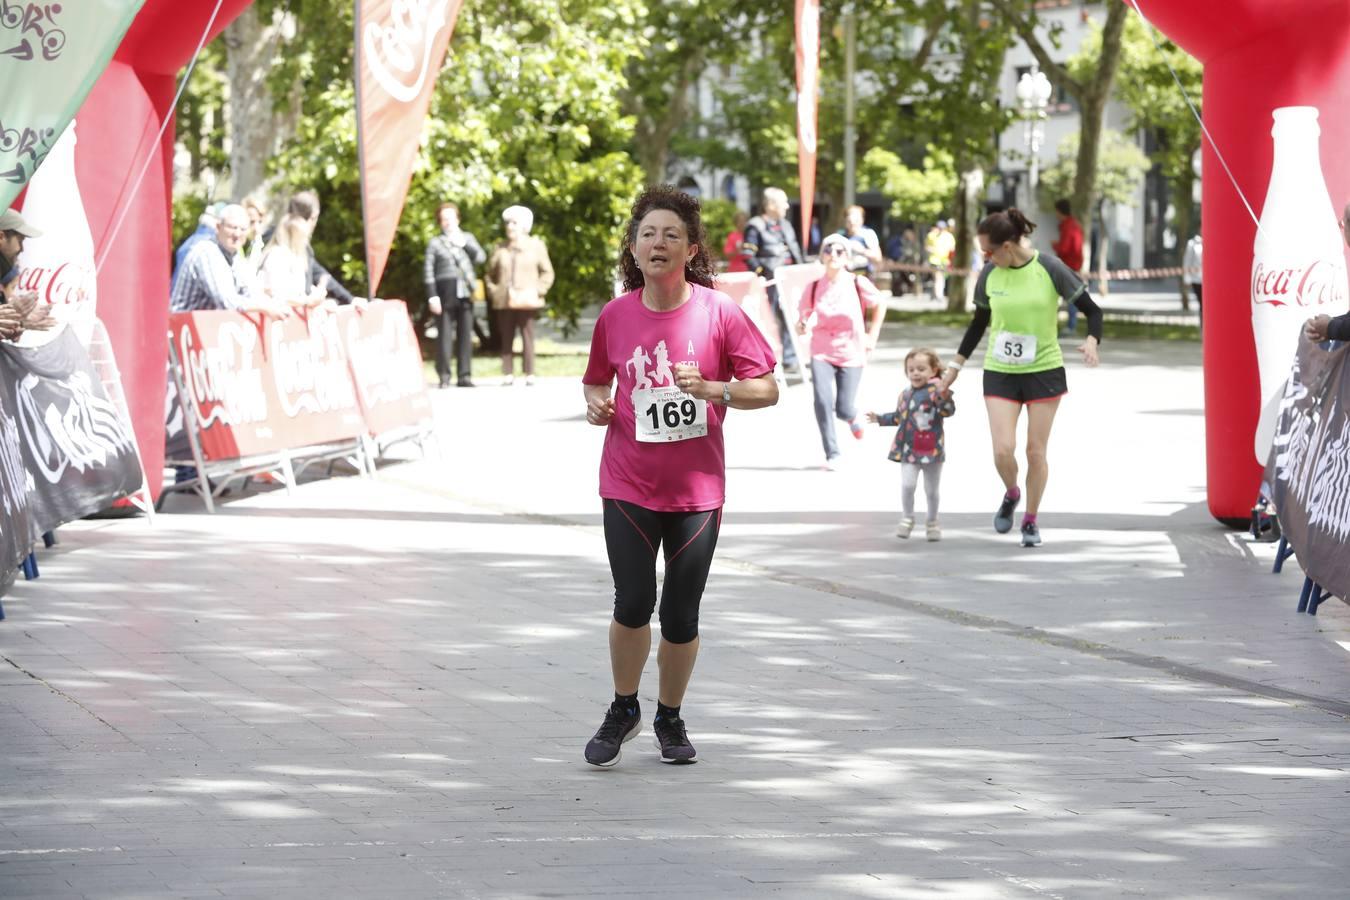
[[654, 735, 698, 764]]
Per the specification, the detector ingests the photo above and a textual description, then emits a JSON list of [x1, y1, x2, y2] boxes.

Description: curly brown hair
[[619, 185, 717, 292]]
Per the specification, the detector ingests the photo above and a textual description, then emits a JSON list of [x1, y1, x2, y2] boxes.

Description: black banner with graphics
[[0, 363, 31, 597], [0, 329, 142, 547], [1264, 335, 1350, 602]]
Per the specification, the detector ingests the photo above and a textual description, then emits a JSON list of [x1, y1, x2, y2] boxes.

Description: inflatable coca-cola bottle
[[1250, 106, 1350, 462], [16, 119, 98, 346]]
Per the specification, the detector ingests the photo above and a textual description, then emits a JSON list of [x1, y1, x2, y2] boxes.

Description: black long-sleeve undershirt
[[957, 291, 1103, 360], [1328, 312, 1350, 342]]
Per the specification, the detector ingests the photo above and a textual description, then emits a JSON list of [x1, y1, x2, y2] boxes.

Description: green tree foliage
[[178, 0, 644, 331], [268, 0, 644, 329], [1113, 13, 1201, 302], [1040, 129, 1150, 272], [1039, 130, 1151, 210], [860, 146, 956, 224], [993, 0, 1130, 263]]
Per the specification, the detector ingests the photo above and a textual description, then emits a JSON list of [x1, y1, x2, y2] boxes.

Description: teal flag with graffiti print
[[0, 0, 144, 210]]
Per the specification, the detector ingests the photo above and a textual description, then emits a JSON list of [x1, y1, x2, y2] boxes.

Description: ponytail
[[978, 208, 1037, 246]]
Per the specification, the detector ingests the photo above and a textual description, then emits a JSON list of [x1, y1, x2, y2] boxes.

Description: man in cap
[[0, 208, 57, 338], [0, 207, 41, 293]]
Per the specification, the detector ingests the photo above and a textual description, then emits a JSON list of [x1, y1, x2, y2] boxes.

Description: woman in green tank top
[[939, 209, 1104, 547]]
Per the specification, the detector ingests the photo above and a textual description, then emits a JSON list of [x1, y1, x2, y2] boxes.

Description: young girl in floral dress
[[867, 348, 956, 540]]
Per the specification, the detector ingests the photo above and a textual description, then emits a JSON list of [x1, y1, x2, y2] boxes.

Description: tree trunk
[[1173, 168, 1196, 311], [628, 51, 705, 185], [223, 7, 290, 200], [1071, 93, 1105, 274], [951, 164, 984, 312]]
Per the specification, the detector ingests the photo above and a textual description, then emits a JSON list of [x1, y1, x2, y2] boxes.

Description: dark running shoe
[[584, 703, 641, 768], [1021, 521, 1042, 547], [653, 715, 698, 764], [994, 491, 1020, 533]]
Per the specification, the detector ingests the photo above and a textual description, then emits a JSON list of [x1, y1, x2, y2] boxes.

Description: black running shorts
[[983, 366, 1068, 404], [602, 499, 722, 644]]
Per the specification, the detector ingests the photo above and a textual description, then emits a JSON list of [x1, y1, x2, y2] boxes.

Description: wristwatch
[[722, 383, 732, 406]]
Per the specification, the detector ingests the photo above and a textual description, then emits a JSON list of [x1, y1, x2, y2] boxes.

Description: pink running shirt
[[583, 285, 776, 512], [797, 273, 881, 367]]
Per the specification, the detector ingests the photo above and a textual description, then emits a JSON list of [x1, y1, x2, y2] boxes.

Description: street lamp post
[[1016, 67, 1053, 211]]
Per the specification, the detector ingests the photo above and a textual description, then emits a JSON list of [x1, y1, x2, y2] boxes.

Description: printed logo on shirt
[[625, 338, 707, 443]]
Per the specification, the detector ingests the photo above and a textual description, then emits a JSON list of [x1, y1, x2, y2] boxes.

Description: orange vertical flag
[[795, 0, 819, 248], [354, 0, 464, 296]]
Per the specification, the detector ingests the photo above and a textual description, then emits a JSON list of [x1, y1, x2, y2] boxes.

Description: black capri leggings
[[603, 499, 722, 644]]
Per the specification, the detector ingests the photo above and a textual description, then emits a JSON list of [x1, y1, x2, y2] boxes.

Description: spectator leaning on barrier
[[286, 190, 358, 305], [840, 204, 882, 277], [0, 208, 56, 339], [258, 212, 328, 308], [0, 207, 40, 294], [742, 187, 805, 373], [172, 200, 226, 289], [425, 201, 487, 388], [241, 195, 270, 274], [169, 204, 263, 313], [1052, 199, 1086, 334]]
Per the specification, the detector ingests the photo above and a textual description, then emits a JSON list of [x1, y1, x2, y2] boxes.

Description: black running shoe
[[584, 703, 641, 768], [652, 715, 698, 764], [1020, 521, 1042, 547], [994, 491, 1020, 533]]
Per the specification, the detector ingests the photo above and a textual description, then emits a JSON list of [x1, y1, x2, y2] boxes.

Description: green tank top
[[974, 251, 1085, 374]]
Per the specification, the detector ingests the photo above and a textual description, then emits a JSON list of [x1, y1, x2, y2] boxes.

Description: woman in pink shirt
[[796, 232, 886, 468], [581, 186, 778, 768]]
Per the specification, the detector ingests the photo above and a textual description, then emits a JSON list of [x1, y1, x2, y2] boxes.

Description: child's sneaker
[[926, 522, 942, 542], [895, 517, 915, 539], [848, 418, 865, 440]]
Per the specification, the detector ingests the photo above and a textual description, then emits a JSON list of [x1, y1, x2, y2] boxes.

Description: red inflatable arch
[[1134, 0, 1350, 524], [78, 0, 255, 499]]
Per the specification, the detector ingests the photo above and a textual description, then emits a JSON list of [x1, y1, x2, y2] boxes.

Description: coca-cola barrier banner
[[0, 328, 142, 547], [1263, 335, 1350, 604], [169, 301, 432, 462]]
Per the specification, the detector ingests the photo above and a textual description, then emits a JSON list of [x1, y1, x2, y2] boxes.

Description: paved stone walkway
[[1, 327, 1346, 898]]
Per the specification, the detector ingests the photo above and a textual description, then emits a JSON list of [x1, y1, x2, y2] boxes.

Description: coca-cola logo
[[179, 322, 268, 429], [1252, 258, 1349, 309], [346, 311, 424, 408], [13, 260, 91, 306], [362, 0, 453, 103], [269, 312, 358, 419], [14, 370, 133, 485]]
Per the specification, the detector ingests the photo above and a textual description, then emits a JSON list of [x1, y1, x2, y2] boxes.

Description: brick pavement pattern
[[1, 330, 1348, 898]]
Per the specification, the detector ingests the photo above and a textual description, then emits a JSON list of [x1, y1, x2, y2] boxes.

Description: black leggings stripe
[[602, 499, 722, 644]]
